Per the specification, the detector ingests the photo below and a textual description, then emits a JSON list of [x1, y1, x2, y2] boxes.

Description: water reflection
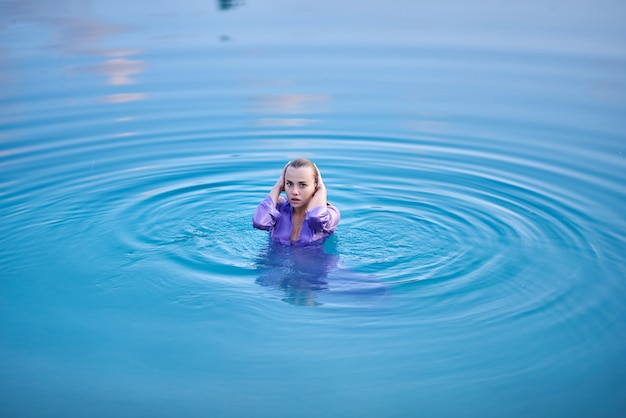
[[218, 0, 245, 11], [101, 93, 148, 104], [255, 241, 389, 307], [252, 93, 330, 114], [250, 93, 330, 127], [0, 47, 10, 100], [256, 243, 338, 306], [0, 0, 131, 56], [83, 56, 146, 86], [0, 0, 147, 104]]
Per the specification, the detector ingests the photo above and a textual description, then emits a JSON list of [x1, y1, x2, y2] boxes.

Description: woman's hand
[[314, 163, 325, 193], [309, 163, 328, 209], [275, 162, 290, 191], [269, 161, 290, 206]]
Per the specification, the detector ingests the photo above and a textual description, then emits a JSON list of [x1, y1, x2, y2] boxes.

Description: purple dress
[[253, 196, 340, 246]]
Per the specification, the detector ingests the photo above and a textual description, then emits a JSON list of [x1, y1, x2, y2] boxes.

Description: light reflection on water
[[1, 1, 626, 417]]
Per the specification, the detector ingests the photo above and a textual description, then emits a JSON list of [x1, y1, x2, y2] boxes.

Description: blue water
[[2, 1, 626, 417]]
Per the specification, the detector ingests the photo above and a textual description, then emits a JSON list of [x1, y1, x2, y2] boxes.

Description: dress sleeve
[[306, 204, 340, 234], [252, 195, 282, 230]]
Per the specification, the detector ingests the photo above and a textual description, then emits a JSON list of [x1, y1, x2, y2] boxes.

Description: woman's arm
[[253, 196, 280, 230], [269, 162, 290, 206], [253, 163, 290, 230], [306, 203, 340, 234], [306, 164, 340, 234]]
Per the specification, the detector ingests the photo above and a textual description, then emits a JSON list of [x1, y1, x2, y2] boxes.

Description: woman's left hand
[[314, 164, 325, 194], [309, 164, 328, 209]]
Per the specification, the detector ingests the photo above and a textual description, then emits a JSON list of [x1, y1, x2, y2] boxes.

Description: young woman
[[253, 158, 340, 246]]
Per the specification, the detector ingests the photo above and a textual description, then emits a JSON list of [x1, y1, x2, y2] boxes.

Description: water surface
[[1, 1, 626, 417]]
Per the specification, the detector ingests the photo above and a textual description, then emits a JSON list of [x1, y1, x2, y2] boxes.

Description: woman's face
[[284, 166, 317, 210]]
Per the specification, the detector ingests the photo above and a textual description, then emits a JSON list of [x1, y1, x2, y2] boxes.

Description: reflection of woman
[[255, 243, 340, 306], [253, 158, 340, 246], [255, 241, 390, 308]]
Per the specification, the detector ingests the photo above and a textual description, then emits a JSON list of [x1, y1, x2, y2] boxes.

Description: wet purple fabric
[[253, 196, 340, 246]]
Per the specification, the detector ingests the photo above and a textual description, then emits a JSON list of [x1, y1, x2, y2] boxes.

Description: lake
[[1, 1, 625, 417]]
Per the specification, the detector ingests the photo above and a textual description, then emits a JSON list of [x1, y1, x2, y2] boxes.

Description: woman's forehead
[[285, 166, 315, 182]]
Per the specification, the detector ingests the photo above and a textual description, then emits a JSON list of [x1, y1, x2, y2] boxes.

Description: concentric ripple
[[2, 10, 626, 413], [21, 126, 612, 318]]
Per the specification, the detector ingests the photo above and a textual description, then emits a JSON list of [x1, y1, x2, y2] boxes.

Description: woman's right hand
[[274, 161, 290, 191], [270, 161, 290, 205]]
